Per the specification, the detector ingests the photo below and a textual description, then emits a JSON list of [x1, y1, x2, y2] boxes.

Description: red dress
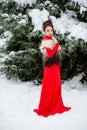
[[34, 36, 71, 117]]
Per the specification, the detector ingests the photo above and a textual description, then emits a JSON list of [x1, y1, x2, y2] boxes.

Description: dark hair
[[43, 19, 55, 33]]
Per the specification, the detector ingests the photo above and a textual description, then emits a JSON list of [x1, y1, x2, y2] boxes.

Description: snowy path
[[0, 74, 87, 130]]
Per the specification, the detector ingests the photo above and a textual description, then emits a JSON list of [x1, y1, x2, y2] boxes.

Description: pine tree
[[0, 0, 87, 84]]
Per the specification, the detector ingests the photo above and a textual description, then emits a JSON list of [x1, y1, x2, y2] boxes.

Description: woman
[[34, 19, 71, 117]]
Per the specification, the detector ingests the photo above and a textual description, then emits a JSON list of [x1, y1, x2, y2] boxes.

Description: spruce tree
[[0, 0, 87, 84]]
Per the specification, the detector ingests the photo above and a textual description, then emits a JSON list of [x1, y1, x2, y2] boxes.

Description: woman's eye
[[47, 30, 49, 32]]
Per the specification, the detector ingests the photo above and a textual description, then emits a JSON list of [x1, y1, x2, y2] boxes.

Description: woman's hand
[[51, 40, 56, 49], [52, 37, 62, 52], [52, 37, 58, 43]]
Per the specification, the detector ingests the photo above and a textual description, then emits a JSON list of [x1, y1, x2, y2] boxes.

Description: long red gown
[[34, 36, 71, 117]]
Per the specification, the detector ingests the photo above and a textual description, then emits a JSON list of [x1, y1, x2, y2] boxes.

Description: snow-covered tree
[[0, 0, 87, 84]]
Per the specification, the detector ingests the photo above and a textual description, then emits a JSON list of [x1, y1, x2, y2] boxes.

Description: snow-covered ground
[[0, 74, 87, 130]]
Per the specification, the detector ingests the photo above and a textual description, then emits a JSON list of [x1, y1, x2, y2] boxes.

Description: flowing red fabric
[[33, 36, 71, 117]]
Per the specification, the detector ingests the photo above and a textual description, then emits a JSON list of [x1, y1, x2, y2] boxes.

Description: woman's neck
[[43, 35, 53, 40]]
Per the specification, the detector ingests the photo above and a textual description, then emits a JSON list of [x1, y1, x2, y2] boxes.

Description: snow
[[15, 0, 37, 6], [0, 0, 87, 129], [68, 22, 87, 41], [0, 39, 6, 47], [0, 31, 12, 48], [0, 74, 87, 130], [0, 0, 37, 6], [80, 6, 87, 14], [0, 0, 87, 41], [18, 19, 27, 25], [71, 0, 87, 16], [28, 9, 87, 42], [29, 9, 49, 31], [51, 11, 79, 34], [3, 31, 13, 41], [72, 0, 87, 7]]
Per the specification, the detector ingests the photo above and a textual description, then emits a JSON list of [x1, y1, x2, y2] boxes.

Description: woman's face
[[44, 26, 53, 37]]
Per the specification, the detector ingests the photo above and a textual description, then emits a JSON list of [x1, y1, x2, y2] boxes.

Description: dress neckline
[[43, 35, 53, 40]]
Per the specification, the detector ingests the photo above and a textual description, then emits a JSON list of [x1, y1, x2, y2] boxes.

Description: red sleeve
[[46, 43, 59, 58]]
